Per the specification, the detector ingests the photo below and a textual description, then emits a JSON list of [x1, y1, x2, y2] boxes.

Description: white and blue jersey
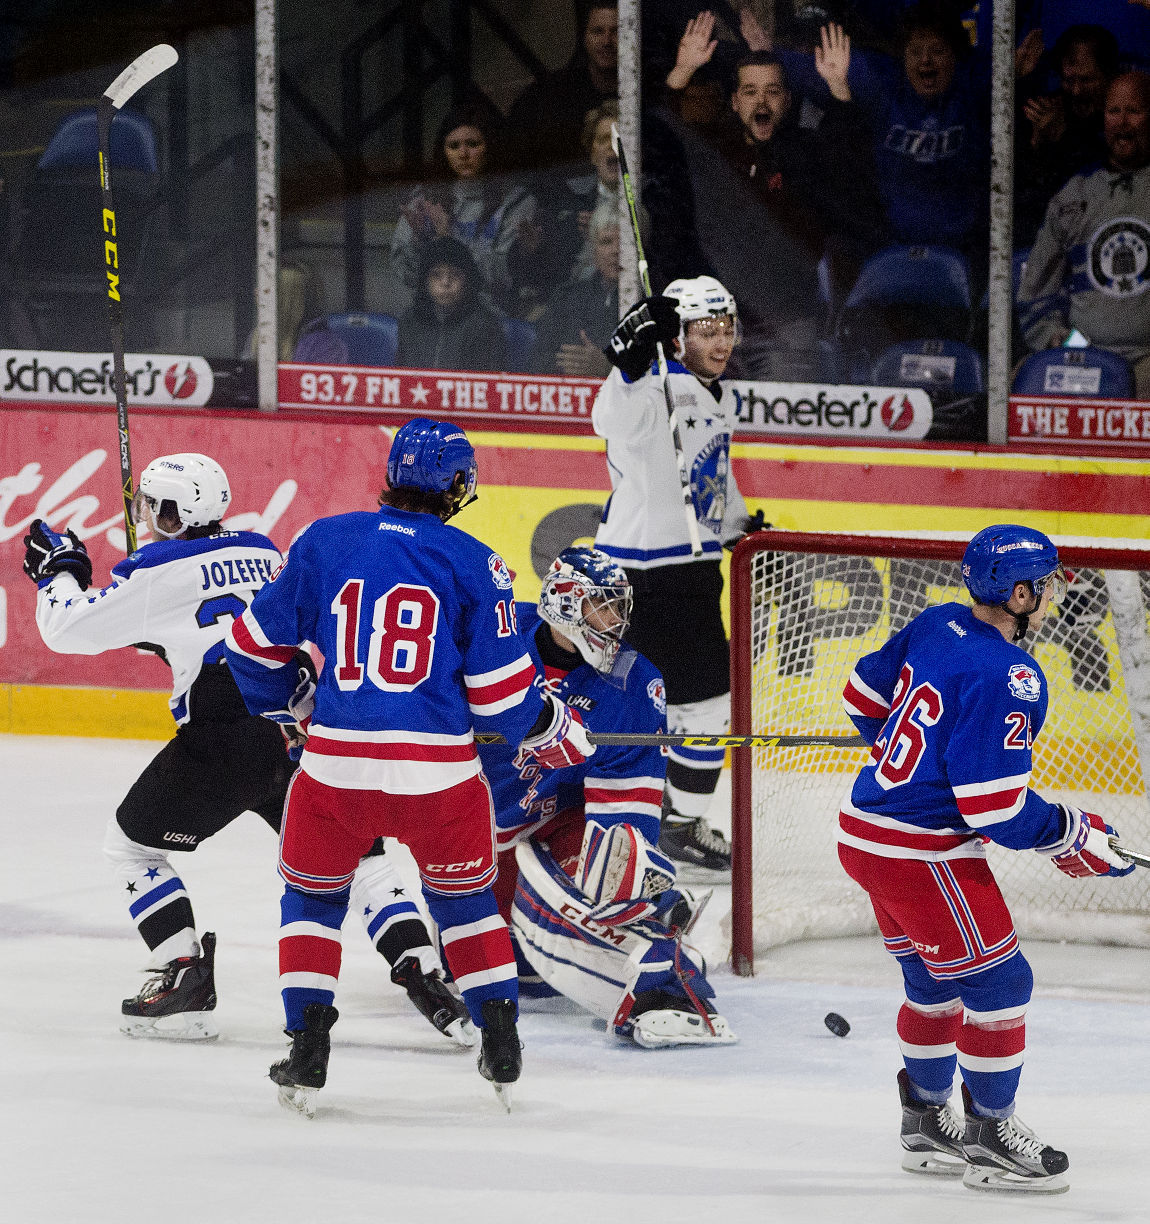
[[36, 530, 281, 725], [226, 507, 546, 795], [592, 363, 748, 569], [841, 603, 1067, 859], [479, 603, 667, 851]]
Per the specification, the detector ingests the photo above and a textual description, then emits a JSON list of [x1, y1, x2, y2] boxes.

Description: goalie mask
[[131, 453, 230, 538], [663, 274, 739, 350], [539, 547, 632, 673]]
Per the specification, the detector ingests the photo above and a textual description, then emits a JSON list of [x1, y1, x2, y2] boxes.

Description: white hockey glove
[[517, 693, 594, 769], [1050, 808, 1135, 878], [574, 820, 677, 925], [262, 653, 317, 760]]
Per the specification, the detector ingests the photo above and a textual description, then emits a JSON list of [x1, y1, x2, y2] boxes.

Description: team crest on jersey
[[488, 552, 514, 590], [689, 435, 729, 531], [1087, 217, 1150, 297], [647, 677, 667, 715], [1007, 663, 1041, 703]]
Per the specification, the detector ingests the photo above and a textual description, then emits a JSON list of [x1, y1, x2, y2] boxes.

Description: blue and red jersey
[[841, 602, 1067, 860], [225, 507, 546, 794], [480, 604, 668, 852]]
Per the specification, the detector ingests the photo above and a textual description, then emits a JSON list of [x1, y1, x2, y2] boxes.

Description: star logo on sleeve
[[125, 881, 138, 894], [363, 905, 373, 916], [391, 887, 406, 897], [685, 416, 698, 429], [144, 868, 161, 880]]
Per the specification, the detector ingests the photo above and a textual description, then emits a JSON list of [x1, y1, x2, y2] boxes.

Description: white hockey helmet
[[663, 275, 739, 349], [132, 453, 231, 538]]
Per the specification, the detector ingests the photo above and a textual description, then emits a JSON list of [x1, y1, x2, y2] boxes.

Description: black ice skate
[[898, 1069, 965, 1176], [659, 815, 731, 875], [269, 1003, 339, 1119], [960, 1084, 1069, 1193], [120, 930, 218, 1042], [391, 955, 477, 1048], [476, 998, 521, 1112]]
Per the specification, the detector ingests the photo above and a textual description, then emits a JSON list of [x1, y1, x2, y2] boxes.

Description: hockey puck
[[824, 1012, 851, 1038]]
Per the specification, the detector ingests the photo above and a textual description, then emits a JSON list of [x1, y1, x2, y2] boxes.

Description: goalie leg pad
[[512, 840, 723, 1036]]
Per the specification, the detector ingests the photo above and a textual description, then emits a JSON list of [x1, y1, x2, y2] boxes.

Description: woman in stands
[[389, 103, 537, 317]]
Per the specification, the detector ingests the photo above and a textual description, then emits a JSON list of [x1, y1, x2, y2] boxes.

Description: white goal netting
[[731, 533, 1150, 970]]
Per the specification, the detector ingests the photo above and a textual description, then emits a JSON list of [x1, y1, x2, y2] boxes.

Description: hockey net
[[730, 530, 1150, 975]]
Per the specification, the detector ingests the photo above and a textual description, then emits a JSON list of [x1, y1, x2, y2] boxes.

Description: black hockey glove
[[723, 509, 770, 551], [23, 519, 92, 588], [604, 295, 681, 381]]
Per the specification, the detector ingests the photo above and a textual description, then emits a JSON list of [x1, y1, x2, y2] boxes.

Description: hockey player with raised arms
[[24, 452, 471, 1048], [225, 419, 593, 1113], [477, 547, 736, 1048], [595, 275, 760, 874], [838, 524, 1134, 1193]]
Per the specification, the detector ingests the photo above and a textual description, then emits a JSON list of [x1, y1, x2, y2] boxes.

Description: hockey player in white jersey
[[595, 276, 760, 873], [24, 452, 470, 1047]]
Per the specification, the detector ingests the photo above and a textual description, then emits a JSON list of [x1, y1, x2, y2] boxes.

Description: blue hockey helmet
[[539, 546, 632, 672], [962, 524, 1066, 606], [386, 418, 478, 516]]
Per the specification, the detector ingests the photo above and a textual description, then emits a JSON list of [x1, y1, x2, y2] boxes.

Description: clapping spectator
[[390, 104, 536, 315], [395, 236, 509, 373], [530, 201, 619, 378], [1015, 25, 1119, 245], [1018, 72, 1150, 397], [862, 1, 989, 257], [505, 3, 618, 171]]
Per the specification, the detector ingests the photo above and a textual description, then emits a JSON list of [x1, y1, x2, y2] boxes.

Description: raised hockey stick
[[98, 44, 179, 552], [475, 732, 866, 749], [611, 122, 703, 559]]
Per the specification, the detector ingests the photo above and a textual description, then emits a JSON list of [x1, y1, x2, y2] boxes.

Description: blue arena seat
[[294, 313, 399, 366], [38, 106, 157, 171], [1012, 346, 1134, 398], [502, 316, 536, 372], [873, 340, 985, 396]]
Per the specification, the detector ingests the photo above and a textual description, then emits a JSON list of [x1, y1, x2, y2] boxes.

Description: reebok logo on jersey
[[1007, 663, 1041, 702], [378, 520, 415, 536], [947, 620, 967, 637]]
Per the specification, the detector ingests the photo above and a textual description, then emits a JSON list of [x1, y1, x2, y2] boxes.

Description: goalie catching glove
[[605, 295, 681, 381], [23, 519, 92, 589], [1050, 808, 1135, 878], [516, 692, 594, 769], [574, 819, 677, 925]]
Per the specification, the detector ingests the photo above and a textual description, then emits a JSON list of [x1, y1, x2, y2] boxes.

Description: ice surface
[[3, 734, 1149, 1223]]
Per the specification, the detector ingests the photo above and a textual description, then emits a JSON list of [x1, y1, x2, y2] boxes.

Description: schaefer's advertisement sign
[[1010, 396, 1150, 447], [729, 381, 934, 440], [1, 350, 215, 407]]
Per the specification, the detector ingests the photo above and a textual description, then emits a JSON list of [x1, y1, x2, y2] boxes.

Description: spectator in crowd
[[530, 201, 619, 378], [1018, 71, 1150, 398], [505, 3, 618, 171], [1015, 24, 1120, 246], [395, 235, 509, 373], [389, 103, 536, 315], [663, 25, 883, 377], [646, 1, 771, 99], [861, 1, 989, 257]]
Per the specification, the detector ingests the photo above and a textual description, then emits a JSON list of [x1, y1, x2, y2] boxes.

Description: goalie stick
[[98, 43, 179, 552], [475, 732, 865, 749], [611, 122, 703, 559]]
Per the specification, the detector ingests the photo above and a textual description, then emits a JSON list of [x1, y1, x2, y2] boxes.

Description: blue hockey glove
[[23, 519, 92, 589], [605, 295, 681, 381]]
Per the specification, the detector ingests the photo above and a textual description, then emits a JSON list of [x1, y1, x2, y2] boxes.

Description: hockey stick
[[611, 122, 703, 559], [1109, 838, 1150, 870], [475, 732, 866, 749], [98, 44, 179, 552]]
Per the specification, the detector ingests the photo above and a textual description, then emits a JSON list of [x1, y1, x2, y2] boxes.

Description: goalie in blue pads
[[482, 547, 737, 1048]]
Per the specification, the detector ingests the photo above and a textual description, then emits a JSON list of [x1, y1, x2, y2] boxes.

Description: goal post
[[729, 529, 1150, 976]]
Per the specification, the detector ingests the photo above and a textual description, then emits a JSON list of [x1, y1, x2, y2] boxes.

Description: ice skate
[[391, 954, 477, 1048], [897, 1069, 965, 1176], [269, 1003, 339, 1119], [658, 816, 731, 875], [630, 1002, 738, 1049], [120, 930, 218, 1041], [476, 998, 521, 1112], [960, 1085, 1069, 1193]]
